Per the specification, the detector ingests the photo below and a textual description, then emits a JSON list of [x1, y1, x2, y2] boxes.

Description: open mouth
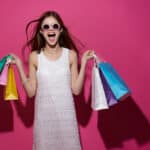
[[47, 33, 56, 37], [47, 33, 56, 43]]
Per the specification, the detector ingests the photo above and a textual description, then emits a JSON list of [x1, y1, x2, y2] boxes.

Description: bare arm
[[11, 52, 38, 98], [69, 50, 94, 95]]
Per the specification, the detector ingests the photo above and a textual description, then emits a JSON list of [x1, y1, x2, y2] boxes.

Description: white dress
[[32, 47, 82, 150]]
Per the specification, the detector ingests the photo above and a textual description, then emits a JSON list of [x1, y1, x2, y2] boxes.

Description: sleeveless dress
[[32, 47, 82, 150]]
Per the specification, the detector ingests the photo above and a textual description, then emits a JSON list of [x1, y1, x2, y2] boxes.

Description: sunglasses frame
[[41, 23, 61, 31]]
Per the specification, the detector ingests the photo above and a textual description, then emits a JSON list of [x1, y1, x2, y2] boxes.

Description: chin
[[47, 41, 58, 47]]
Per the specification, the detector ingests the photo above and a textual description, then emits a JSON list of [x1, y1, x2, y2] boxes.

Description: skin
[[11, 16, 95, 98]]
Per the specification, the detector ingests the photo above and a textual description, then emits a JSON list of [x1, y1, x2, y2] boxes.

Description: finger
[[85, 50, 92, 54], [9, 59, 15, 64], [6, 60, 14, 65], [87, 55, 95, 60], [9, 53, 16, 59], [88, 51, 95, 56], [88, 50, 95, 56]]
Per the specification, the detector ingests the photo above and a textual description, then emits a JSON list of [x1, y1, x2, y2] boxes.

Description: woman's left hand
[[81, 50, 95, 65]]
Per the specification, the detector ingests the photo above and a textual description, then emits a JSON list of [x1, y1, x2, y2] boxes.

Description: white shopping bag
[[91, 62, 109, 110]]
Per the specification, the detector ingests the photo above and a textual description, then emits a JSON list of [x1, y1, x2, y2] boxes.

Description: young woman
[[11, 10, 95, 150]]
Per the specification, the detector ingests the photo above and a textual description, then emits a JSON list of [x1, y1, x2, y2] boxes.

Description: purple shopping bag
[[100, 69, 118, 106]]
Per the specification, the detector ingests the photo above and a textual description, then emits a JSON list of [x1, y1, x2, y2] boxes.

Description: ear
[[39, 30, 43, 34], [60, 28, 63, 33]]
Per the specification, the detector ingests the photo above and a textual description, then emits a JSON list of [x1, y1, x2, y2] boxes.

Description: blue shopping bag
[[98, 62, 131, 100]]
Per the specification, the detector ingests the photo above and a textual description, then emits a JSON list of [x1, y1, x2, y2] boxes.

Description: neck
[[44, 44, 61, 54]]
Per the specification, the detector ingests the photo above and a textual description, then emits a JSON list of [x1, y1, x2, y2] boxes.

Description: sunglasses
[[41, 23, 61, 31]]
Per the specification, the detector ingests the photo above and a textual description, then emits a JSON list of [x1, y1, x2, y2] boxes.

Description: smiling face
[[40, 16, 63, 47]]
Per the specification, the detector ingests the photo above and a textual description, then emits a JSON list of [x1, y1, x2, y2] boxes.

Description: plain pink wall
[[0, 0, 150, 150]]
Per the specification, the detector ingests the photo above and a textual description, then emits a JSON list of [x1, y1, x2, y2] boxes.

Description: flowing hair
[[22, 10, 84, 56]]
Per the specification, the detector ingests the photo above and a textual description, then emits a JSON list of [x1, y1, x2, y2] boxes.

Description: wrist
[[16, 61, 23, 69], [81, 58, 87, 66], [81, 61, 87, 69]]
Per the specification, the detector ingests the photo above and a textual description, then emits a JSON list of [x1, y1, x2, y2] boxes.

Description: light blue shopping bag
[[98, 62, 131, 100]]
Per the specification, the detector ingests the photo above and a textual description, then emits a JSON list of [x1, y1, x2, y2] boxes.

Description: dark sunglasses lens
[[53, 24, 60, 29], [43, 24, 49, 30]]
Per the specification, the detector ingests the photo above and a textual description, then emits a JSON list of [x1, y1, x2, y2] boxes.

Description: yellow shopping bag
[[4, 65, 18, 100]]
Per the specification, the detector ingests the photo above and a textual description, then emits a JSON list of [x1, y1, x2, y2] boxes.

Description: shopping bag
[[4, 65, 18, 100], [91, 62, 109, 110], [0, 63, 8, 85], [98, 62, 131, 100], [0, 55, 12, 73], [100, 69, 118, 106]]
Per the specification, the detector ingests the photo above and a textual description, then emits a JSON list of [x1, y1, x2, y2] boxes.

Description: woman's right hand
[[9, 53, 23, 68]]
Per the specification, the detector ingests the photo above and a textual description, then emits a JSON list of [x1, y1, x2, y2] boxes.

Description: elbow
[[27, 93, 35, 98], [23, 82, 37, 98], [72, 88, 81, 96], [27, 90, 36, 98]]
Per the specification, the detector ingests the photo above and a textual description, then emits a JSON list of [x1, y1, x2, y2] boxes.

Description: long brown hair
[[23, 10, 82, 55]]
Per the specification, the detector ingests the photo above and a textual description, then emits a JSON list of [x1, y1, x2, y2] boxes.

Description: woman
[[11, 10, 95, 150]]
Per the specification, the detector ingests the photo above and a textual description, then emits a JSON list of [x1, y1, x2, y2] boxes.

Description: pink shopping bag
[[0, 63, 8, 85]]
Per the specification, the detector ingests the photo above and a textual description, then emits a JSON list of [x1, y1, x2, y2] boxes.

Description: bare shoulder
[[69, 49, 77, 57], [69, 49, 78, 64], [29, 51, 38, 58], [29, 51, 38, 67]]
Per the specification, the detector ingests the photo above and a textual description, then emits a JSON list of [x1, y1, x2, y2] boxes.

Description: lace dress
[[32, 47, 82, 150]]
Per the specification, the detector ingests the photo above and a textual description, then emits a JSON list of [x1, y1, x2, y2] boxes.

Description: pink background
[[0, 0, 150, 149]]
